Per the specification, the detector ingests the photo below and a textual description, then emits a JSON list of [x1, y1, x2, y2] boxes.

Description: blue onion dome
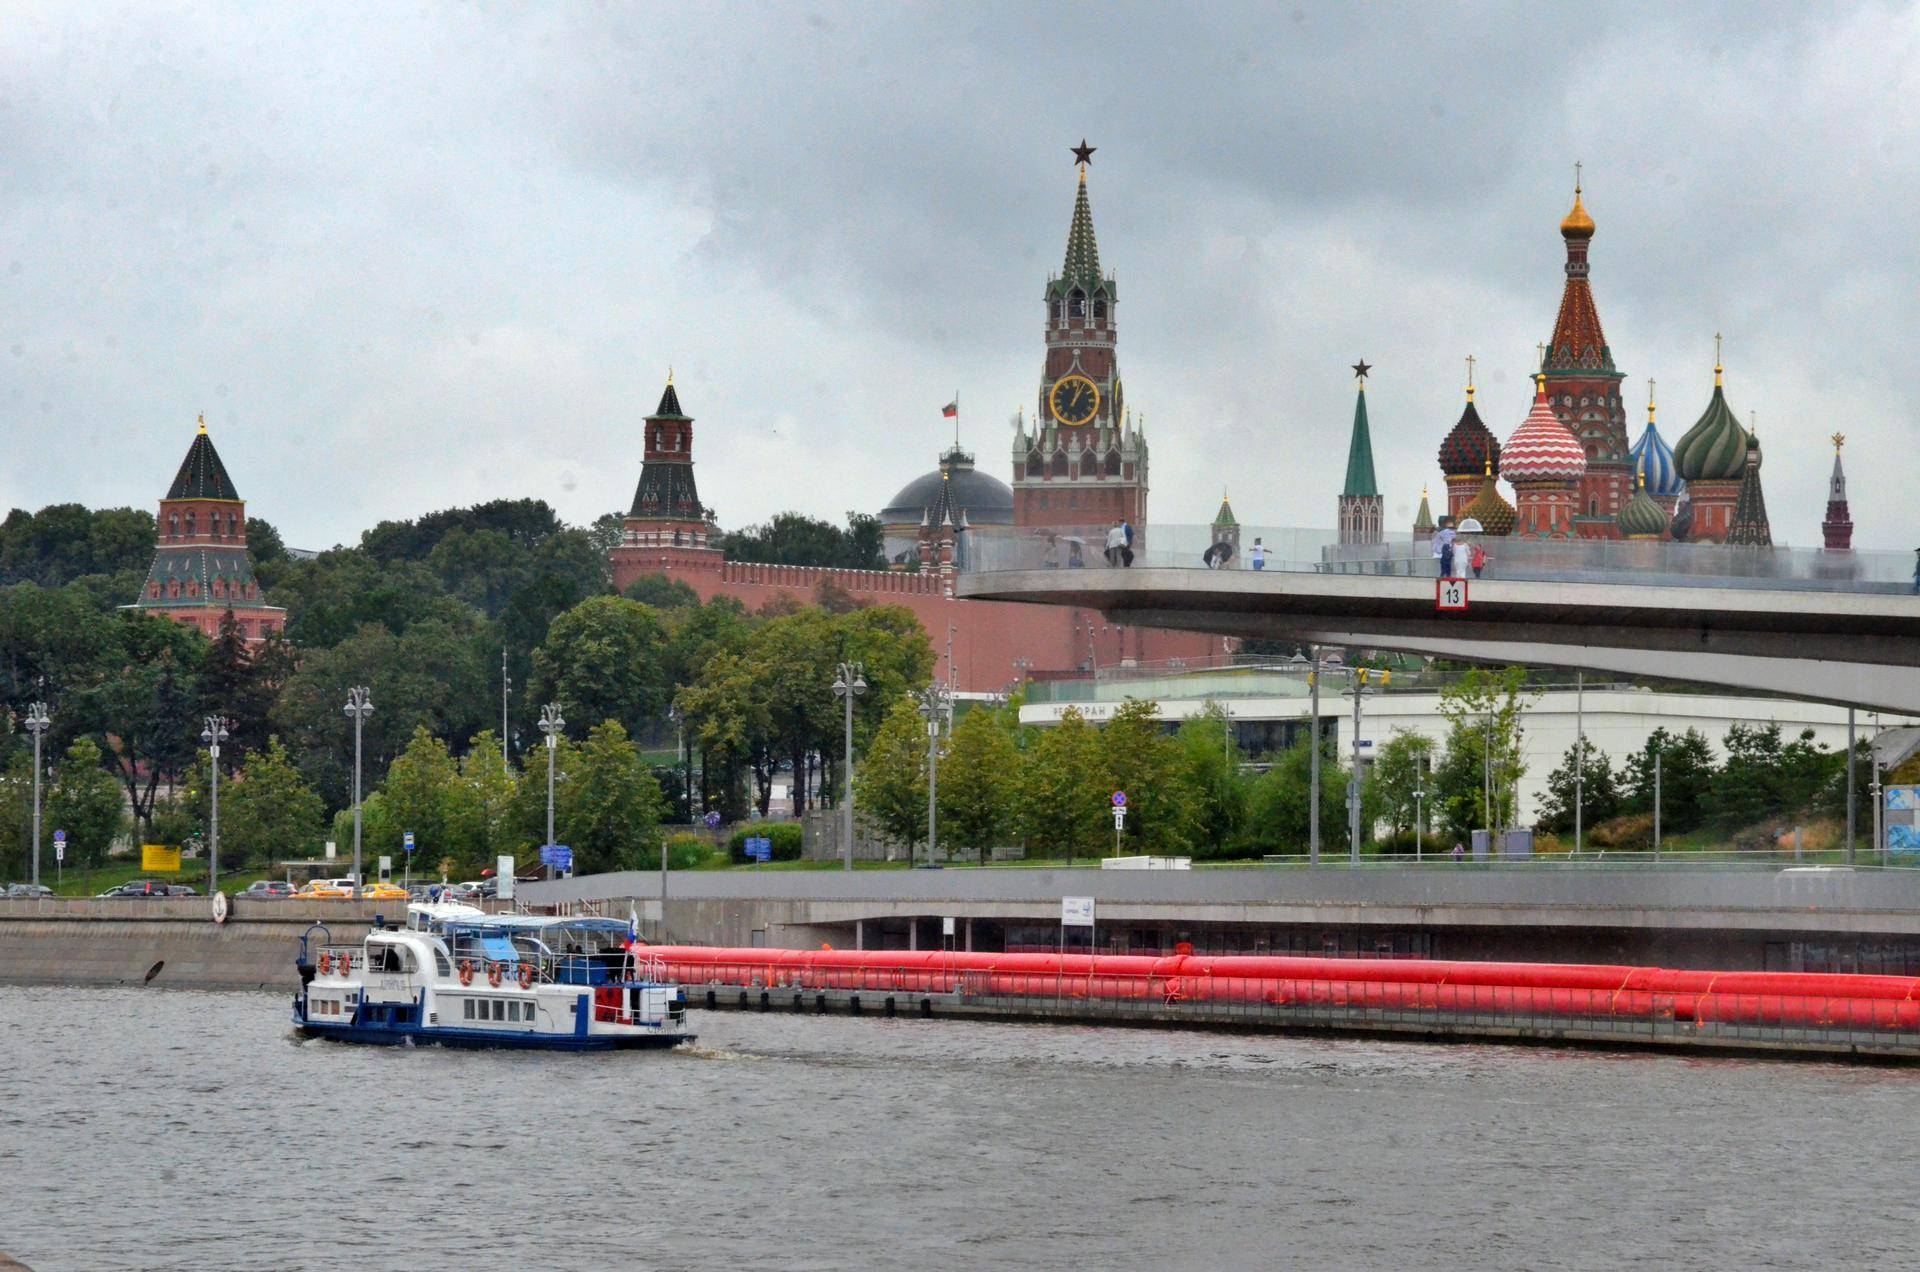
[[1673, 357, 1749, 482], [1616, 474, 1670, 539], [1628, 385, 1684, 498]]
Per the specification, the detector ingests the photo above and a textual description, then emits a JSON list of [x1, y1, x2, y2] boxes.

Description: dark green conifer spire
[[1061, 167, 1101, 289]]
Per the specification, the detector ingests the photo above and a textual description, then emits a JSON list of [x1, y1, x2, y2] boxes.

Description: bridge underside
[[957, 568, 1920, 713]]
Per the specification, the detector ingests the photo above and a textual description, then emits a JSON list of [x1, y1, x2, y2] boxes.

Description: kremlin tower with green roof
[[129, 415, 286, 642], [1337, 362, 1383, 545]]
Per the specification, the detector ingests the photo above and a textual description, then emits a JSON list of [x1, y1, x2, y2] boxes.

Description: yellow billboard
[[142, 844, 183, 872]]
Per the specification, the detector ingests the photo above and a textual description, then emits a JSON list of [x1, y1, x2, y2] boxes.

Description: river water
[[3, 987, 1919, 1271]]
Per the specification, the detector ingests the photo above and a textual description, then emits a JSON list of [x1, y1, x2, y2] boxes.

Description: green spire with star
[[1048, 140, 1114, 301], [1342, 362, 1379, 498]]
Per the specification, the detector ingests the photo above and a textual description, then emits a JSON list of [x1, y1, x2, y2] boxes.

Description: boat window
[[492, 1000, 505, 1021], [463, 998, 475, 1020], [432, 946, 452, 978]]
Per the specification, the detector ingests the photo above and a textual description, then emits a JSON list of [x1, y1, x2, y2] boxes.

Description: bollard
[[816, 993, 827, 1014], [759, 991, 770, 1011], [705, 989, 716, 1010], [849, 995, 861, 1015], [921, 997, 933, 1018], [885, 997, 896, 1017]]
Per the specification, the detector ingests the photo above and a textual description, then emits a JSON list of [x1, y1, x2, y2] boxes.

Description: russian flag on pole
[[941, 400, 958, 418]]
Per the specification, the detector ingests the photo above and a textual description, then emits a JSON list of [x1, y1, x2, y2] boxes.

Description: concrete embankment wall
[[0, 900, 402, 991]]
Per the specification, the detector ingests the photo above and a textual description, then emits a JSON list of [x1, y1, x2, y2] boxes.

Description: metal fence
[[964, 523, 1920, 595]]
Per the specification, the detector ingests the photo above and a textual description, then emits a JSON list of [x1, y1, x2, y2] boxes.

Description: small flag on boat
[[627, 903, 641, 948]]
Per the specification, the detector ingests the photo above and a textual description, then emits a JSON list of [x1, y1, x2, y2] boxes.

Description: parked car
[[295, 878, 356, 900], [6, 883, 54, 899], [167, 885, 198, 897], [100, 880, 172, 898], [441, 881, 485, 901], [358, 882, 409, 901], [240, 880, 297, 900]]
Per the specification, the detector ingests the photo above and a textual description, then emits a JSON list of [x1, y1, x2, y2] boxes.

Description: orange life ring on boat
[[487, 962, 503, 987], [517, 963, 535, 990], [318, 951, 332, 975], [458, 959, 474, 986], [339, 952, 352, 976]]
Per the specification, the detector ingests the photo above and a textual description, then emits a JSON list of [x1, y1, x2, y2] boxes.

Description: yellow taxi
[[295, 879, 354, 900], [358, 882, 409, 900]]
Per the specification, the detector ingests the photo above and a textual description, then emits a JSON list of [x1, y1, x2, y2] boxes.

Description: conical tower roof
[[1501, 379, 1587, 483], [1545, 176, 1613, 373], [1673, 355, 1748, 482], [1212, 491, 1238, 528], [1342, 380, 1379, 498], [1727, 428, 1772, 546], [166, 416, 241, 501], [1616, 474, 1670, 539], [1461, 464, 1516, 537], [650, 375, 689, 421], [1048, 155, 1113, 301], [1412, 487, 1435, 535]]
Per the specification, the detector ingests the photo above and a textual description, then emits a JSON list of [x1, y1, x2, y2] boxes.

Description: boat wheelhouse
[[293, 914, 692, 1051]]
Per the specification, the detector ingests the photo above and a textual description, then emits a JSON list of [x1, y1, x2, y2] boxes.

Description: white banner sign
[[1061, 896, 1095, 928], [496, 855, 515, 902]]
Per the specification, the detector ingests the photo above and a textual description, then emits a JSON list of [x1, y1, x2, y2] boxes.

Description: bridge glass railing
[[962, 524, 1919, 594]]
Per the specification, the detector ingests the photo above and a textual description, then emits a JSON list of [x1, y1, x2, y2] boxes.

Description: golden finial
[[1647, 378, 1656, 422], [1536, 341, 1547, 371], [1832, 432, 1846, 451], [1465, 354, 1476, 400], [666, 365, 674, 386], [1559, 162, 1595, 238], [1713, 332, 1723, 386], [1421, 484, 1430, 499], [1484, 457, 1494, 477], [197, 412, 207, 435], [1638, 469, 1647, 489]]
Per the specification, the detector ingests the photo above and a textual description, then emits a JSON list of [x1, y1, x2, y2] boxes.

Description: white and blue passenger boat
[[292, 907, 693, 1051]]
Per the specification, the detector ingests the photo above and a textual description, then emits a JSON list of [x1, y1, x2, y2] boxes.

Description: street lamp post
[[832, 663, 867, 871], [343, 688, 373, 900], [538, 704, 565, 879], [1306, 648, 1321, 865], [200, 716, 230, 894], [915, 685, 948, 866], [1653, 745, 1663, 860], [1846, 707, 1857, 865], [25, 702, 51, 890], [501, 646, 512, 777], [1414, 746, 1426, 862]]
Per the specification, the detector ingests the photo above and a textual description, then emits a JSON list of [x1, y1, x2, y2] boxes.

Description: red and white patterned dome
[[1501, 384, 1588, 483]]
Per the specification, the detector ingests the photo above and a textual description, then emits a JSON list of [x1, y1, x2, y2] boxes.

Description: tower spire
[[1338, 362, 1382, 545], [1061, 148, 1102, 288], [1823, 432, 1853, 551]]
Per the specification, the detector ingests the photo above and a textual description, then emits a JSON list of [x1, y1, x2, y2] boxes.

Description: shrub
[[727, 822, 804, 863], [1590, 812, 1654, 851]]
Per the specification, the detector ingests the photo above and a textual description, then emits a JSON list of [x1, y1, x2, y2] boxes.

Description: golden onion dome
[[1560, 185, 1595, 241]]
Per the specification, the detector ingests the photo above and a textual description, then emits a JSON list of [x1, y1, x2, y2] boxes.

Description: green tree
[[48, 737, 125, 868], [1101, 699, 1199, 855], [1619, 727, 1717, 833], [720, 511, 887, 569], [72, 612, 207, 832], [939, 706, 1020, 863], [530, 596, 672, 739], [0, 751, 34, 877], [1432, 666, 1535, 841], [857, 698, 932, 857], [1368, 731, 1437, 844], [622, 573, 701, 610], [1016, 708, 1108, 862], [449, 731, 521, 873], [1535, 742, 1621, 836], [222, 737, 325, 870], [1173, 704, 1248, 855], [557, 720, 666, 873], [373, 727, 465, 868], [1244, 740, 1349, 856]]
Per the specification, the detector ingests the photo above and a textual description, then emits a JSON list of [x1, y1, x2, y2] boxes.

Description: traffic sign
[[1112, 806, 1126, 828], [403, 831, 416, 853], [1061, 896, 1095, 927], [1436, 577, 1469, 611], [743, 837, 773, 863], [538, 843, 574, 872], [1112, 791, 1128, 808], [53, 829, 66, 843]]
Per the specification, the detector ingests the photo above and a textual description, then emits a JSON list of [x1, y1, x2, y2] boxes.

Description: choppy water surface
[[4, 987, 1919, 1271]]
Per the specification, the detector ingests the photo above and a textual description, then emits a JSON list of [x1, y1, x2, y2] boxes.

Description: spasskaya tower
[[1012, 141, 1148, 531]]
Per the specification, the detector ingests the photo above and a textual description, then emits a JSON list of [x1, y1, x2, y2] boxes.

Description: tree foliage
[[222, 736, 325, 869], [48, 737, 125, 868]]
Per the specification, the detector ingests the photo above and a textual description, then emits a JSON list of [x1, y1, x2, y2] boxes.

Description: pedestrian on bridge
[[1469, 543, 1488, 578], [1433, 523, 1458, 578]]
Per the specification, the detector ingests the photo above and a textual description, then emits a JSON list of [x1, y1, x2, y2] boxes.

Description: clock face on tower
[[1048, 374, 1100, 426]]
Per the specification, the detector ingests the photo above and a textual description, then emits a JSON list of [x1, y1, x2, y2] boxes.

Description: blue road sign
[[538, 843, 574, 872], [53, 829, 66, 843], [1112, 791, 1127, 808], [744, 836, 772, 863], [403, 831, 416, 852]]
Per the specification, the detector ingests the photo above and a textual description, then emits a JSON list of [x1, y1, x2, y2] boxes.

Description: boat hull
[[296, 1018, 693, 1052]]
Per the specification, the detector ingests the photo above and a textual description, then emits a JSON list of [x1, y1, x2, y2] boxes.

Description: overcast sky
[[5, 2, 1917, 551]]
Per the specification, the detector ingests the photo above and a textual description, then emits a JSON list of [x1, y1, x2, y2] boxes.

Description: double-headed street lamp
[[200, 716, 230, 893], [915, 684, 949, 866], [344, 687, 374, 899], [538, 703, 565, 878], [25, 702, 51, 890], [832, 663, 867, 872]]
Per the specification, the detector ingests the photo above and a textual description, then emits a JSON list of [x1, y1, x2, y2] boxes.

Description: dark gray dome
[[879, 448, 1014, 527]]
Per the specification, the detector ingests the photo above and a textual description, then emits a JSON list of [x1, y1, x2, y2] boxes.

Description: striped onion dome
[[1459, 466, 1517, 536], [1673, 368, 1748, 482], [1615, 475, 1670, 539], [1500, 381, 1587, 483], [1628, 418, 1683, 498], [1437, 393, 1500, 479]]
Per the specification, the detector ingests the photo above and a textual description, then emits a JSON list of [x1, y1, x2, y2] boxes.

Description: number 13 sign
[[1436, 577, 1469, 611]]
